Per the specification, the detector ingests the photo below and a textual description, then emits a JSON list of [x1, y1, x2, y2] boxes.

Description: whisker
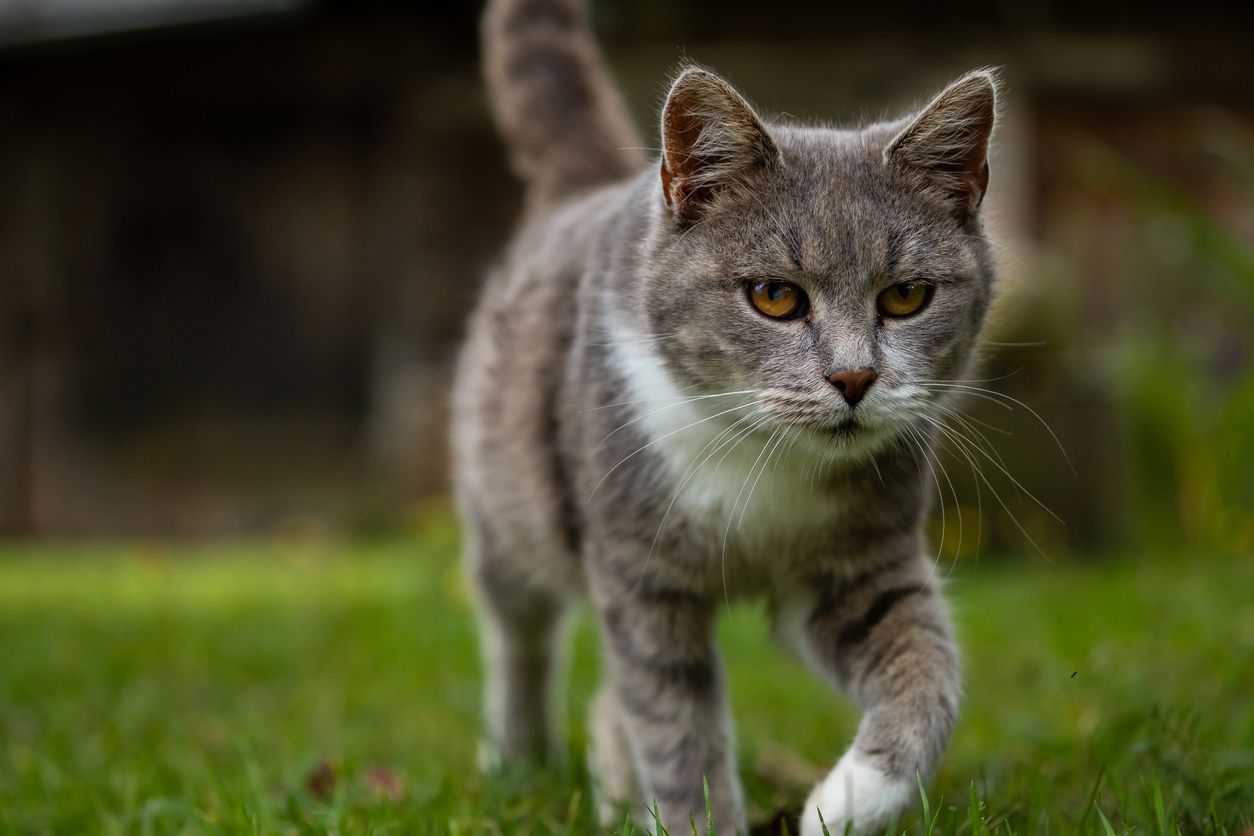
[[768, 426, 800, 514], [981, 340, 1047, 348], [933, 402, 1013, 437], [586, 336, 680, 348], [709, 413, 771, 474], [770, 426, 803, 506], [903, 424, 950, 586], [911, 408, 1063, 524], [721, 425, 783, 608], [914, 369, 1024, 386], [648, 411, 765, 552], [639, 411, 765, 590], [918, 382, 1075, 475], [581, 388, 758, 413], [867, 447, 885, 485], [932, 409, 985, 564], [913, 422, 964, 582], [927, 401, 1013, 473], [919, 385, 1012, 412], [909, 409, 1056, 564], [593, 390, 759, 447], [699, 414, 775, 605], [737, 425, 790, 530], [587, 401, 760, 501]]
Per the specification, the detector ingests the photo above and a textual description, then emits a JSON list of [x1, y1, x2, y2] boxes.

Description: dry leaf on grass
[[304, 760, 336, 801]]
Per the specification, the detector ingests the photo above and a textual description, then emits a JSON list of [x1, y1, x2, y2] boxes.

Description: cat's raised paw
[[799, 751, 915, 836]]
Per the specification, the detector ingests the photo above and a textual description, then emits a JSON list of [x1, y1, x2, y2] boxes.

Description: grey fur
[[457, 1, 999, 832]]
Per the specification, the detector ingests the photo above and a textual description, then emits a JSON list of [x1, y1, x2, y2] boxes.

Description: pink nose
[[826, 367, 878, 407]]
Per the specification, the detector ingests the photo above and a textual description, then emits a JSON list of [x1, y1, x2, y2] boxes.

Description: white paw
[[799, 751, 915, 835]]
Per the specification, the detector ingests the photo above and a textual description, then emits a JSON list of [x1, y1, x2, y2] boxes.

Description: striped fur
[[456, 2, 999, 832], [482, 0, 644, 211]]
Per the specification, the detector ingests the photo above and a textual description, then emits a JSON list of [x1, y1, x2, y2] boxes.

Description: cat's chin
[[824, 418, 862, 439], [796, 418, 903, 463]]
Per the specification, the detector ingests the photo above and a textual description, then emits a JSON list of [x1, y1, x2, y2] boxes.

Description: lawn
[[1, 513, 1250, 835]]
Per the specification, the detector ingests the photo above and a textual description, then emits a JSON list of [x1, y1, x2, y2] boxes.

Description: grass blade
[[1095, 805, 1119, 836], [704, 774, 715, 835], [1150, 778, 1168, 836]]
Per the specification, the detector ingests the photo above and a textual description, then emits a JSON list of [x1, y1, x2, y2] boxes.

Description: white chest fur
[[604, 318, 840, 545]]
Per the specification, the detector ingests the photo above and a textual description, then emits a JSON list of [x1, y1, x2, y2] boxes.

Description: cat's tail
[[482, 0, 645, 211]]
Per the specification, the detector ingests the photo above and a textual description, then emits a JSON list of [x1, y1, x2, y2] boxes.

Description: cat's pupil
[[896, 284, 911, 298]]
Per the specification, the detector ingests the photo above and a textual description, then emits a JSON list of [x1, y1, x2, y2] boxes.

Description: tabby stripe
[[615, 683, 680, 725], [602, 610, 717, 694], [603, 560, 706, 606], [855, 617, 950, 685], [838, 585, 928, 647], [804, 566, 881, 627], [641, 731, 713, 766], [649, 781, 699, 804]]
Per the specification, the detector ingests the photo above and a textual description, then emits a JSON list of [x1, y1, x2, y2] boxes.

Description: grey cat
[[453, 0, 999, 832]]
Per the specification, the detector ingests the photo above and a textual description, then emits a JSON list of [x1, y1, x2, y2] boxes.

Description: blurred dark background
[[1, 0, 1251, 556]]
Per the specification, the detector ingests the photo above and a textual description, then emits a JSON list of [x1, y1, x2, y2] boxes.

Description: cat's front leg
[[776, 555, 960, 835], [588, 555, 746, 834]]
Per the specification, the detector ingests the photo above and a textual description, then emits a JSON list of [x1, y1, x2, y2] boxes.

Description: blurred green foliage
[[943, 128, 1254, 560], [1085, 142, 1254, 555], [0, 525, 1250, 833]]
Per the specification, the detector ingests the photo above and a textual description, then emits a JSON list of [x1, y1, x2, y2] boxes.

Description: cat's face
[[632, 69, 997, 460]]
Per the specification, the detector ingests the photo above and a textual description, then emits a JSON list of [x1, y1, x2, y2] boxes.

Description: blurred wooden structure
[[0, 1, 1251, 541]]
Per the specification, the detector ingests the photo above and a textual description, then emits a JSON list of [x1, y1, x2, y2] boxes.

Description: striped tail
[[482, 0, 645, 211]]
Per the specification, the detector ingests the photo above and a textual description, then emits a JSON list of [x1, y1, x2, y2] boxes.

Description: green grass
[[1, 516, 1251, 834]]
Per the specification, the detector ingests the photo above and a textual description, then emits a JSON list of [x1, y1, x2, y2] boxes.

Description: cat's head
[[630, 66, 999, 460]]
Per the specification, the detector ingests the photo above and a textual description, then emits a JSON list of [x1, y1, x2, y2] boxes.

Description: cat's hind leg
[[587, 685, 640, 826], [467, 531, 569, 768]]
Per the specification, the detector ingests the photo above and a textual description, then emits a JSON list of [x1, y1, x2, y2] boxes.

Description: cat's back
[[454, 180, 635, 439], [451, 180, 640, 584]]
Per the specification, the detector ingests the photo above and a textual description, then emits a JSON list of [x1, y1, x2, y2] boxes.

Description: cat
[[453, 0, 998, 832]]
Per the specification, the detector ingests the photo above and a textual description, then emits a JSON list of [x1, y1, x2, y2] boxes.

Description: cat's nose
[[826, 367, 878, 407]]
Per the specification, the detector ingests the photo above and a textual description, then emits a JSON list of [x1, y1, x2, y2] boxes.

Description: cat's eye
[[877, 281, 933, 318], [748, 280, 808, 320]]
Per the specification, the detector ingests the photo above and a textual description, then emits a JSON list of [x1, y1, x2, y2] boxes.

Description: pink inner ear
[[951, 127, 992, 214], [661, 90, 714, 213], [945, 126, 992, 212], [658, 69, 778, 220], [970, 160, 990, 209]]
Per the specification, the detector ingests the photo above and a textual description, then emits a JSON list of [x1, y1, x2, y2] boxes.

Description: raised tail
[[482, 0, 645, 211]]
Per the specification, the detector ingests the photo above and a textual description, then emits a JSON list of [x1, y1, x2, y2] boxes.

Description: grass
[[0, 513, 1250, 834]]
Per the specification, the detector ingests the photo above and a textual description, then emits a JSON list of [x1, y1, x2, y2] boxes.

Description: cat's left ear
[[885, 68, 999, 220], [660, 67, 778, 222]]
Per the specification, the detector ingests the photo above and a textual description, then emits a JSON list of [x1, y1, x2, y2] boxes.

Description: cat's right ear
[[660, 68, 778, 223]]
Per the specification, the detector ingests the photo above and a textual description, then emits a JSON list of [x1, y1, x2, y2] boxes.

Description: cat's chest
[[635, 399, 855, 554], [673, 422, 834, 515], [599, 317, 880, 553]]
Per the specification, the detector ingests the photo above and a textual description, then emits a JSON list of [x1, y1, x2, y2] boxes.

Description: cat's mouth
[[826, 418, 861, 438], [756, 390, 873, 437], [755, 388, 909, 455]]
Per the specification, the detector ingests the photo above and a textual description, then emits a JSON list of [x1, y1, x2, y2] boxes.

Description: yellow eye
[[748, 280, 808, 319], [877, 281, 933, 318]]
